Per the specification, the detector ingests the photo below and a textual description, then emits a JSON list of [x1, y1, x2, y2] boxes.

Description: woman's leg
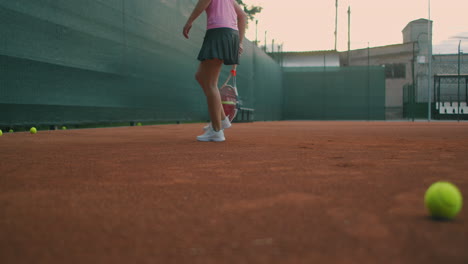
[[220, 105, 227, 121], [195, 59, 224, 131]]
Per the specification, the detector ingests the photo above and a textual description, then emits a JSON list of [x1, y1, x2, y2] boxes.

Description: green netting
[[0, 0, 282, 126], [251, 48, 283, 121], [282, 66, 386, 120], [1, 1, 385, 125]]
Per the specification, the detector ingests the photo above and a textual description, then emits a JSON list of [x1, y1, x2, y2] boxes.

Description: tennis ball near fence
[[9, 129, 14, 133], [425, 181, 463, 220], [62, 126, 67, 130], [0, 129, 2, 136], [30, 127, 37, 134], [137, 122, 142, 126]]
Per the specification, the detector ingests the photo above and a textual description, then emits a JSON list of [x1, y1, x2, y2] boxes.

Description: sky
[[242, 0, 468, 54]]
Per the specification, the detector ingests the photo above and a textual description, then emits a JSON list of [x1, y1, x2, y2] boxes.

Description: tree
[[235, 0, 262, 21]]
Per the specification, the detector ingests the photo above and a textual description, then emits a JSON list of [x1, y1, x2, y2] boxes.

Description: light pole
[[458, 40, 461, 121], [347, 6, 351, 65], [334, 0, 338, 50], [427, 0, 432, 121], [255, 20, 258, 46]]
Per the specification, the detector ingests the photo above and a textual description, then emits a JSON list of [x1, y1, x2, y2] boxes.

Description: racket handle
[[231, 65, 237, 76], [221, 65, 238, 88]]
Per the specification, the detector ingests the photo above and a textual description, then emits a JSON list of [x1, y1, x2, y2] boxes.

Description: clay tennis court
[[1, 121, 467, 264]]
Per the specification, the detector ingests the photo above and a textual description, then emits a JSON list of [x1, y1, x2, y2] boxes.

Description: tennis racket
[[220, 65, 241, 122]]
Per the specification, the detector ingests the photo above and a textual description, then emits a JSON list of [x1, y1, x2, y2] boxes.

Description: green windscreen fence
[[0, 0, 283, 126], [283, 66, 386, 120]]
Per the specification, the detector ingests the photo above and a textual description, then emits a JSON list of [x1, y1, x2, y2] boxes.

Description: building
[[339, 19, 435, 119], [280, 50, 340, 67], [339, 43, 414, 119], [276, 18, 468, 120]]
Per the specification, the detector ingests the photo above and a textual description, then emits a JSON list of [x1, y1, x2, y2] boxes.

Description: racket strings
[[220, 72, 238, 122], [220, 86, 237, 102]]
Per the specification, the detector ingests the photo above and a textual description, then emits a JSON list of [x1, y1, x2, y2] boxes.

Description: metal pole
[[280, 44, 283, 67], [434, 76, 437, 118], [411, 42, 416, 121], [368, 43, 370, 120], [264, 31, 267, 52], [437, 77, 440, 117], [347, 6, 351, 66], [271, 39, 275, 56], [335, 0, 338, 50], [458, 40, 461, 121], [427, 0, 432, 121], [255, 20, 258, 46], [368, 43, 370, 65]]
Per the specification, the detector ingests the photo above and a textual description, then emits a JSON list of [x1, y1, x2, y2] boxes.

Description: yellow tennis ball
[[61, 126, 67, 130], [9, 129, 14, 133], [0, 129, 3, 136], [30, 127, 37, 134], [137, 122, 142, 126], [425, 181, 463, 220]]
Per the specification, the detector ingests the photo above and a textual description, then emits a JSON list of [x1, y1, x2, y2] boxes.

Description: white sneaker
[[197, 128, 225, 142], [203, 118, 232, 131]]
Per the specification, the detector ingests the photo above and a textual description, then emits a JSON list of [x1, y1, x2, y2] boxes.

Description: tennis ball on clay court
[[61, 126, 67, 130], [30, 127, 37, 134], [9, 129, 14, 133], [0, 129, 2, 136], [137, 122, 142, 126], [425, 181, 463, 220]]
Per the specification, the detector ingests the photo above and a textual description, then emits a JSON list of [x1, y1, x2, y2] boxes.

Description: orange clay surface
[[1, 121, 468, 264]]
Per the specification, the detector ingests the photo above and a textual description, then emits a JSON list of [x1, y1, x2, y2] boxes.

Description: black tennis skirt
[[197, 27, 240, 65]]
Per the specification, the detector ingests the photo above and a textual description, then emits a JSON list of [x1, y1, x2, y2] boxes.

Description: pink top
[[206, 0, 238, 30]]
